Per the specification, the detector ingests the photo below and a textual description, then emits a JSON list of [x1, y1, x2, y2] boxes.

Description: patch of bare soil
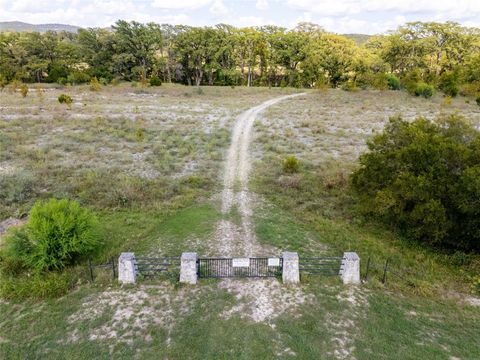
[[219, 278, 314, 325], [66, 284, 202, 347], [327, 287, 369, 360], [0, 217, 27, 237]]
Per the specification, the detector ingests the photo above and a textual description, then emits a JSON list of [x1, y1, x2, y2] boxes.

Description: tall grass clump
[[89, 76, 102, 91], [283, 155, 300, 173]]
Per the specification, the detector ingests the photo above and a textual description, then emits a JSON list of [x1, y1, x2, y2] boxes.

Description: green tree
[[351, 115, 480, 251]]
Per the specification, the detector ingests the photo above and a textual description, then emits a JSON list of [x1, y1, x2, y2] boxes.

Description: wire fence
[[363, 256, 420, 287], [87, 258, 116, 282]]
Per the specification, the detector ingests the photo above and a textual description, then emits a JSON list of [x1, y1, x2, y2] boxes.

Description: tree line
[[1, 20, 480, 96]]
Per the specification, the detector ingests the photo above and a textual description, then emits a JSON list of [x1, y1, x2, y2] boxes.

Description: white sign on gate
[[232, 258, 250, 267], [268, 258, 280, 267]]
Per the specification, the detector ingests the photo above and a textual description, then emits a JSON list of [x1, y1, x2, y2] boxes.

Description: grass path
[[217, 93, 305, 256]]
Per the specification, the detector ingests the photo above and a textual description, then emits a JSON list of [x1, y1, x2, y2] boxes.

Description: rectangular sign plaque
[[268, 258, 280, 267], [232, 258, 250, 267]]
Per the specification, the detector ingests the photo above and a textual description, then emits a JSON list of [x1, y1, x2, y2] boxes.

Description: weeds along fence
[[363, 256, 420, 287], [87, 258, 116, 282]]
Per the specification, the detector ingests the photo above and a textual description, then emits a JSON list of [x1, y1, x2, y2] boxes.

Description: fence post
[[340, 252, 361, 284], [111, 257, 116, 280], [364, 256, 371, 282], [282, 252, 300, 284], [382, 258, 389, 284], [118, 252, 137, 284], [180, 252, 198, 284], [88, 258, 94, 282]]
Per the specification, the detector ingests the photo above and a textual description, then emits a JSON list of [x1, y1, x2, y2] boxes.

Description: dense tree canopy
[[1, 20, 479, 95], [351, 115, 480, 252]]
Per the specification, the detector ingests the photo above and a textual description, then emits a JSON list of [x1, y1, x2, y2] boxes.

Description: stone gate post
[[340, 252, 360, 284], [282, 252, 300, 284], [118, 252, 137, 284], [180, 252, 198, 284]]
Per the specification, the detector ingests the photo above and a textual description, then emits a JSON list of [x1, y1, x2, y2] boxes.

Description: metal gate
[[197, 257, 283, 278], [135, 257, 180, 278], [299, 257, 343, 276]]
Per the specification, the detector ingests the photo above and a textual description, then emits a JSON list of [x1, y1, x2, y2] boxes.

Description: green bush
[[283, 155, 300, 173], [402, 69, 422, 94], [149, 75, 162, 86], [414, 83, 434, 98], [351, 115, 480, 252], [476, 96, 480, 106], [2, 198, 101, 273], [67, 71, 90, 84], [386, 74, 401, 90], [439, 71, 459, 97], [58, 94, 73, 106]]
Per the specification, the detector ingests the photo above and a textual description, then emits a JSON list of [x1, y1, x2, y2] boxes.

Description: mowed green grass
[[1, 86, 480, 359]]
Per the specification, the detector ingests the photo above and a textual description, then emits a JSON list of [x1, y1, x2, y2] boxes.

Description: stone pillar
[[118, 252, 137, 284], [180, 252, 198, 285], [282, 252, 300, 284], [340, 252, 360, 284]]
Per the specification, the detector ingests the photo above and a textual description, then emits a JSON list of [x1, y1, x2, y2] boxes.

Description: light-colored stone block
[[118, 252, 137, 284], [340, 252, 360, 284], [180, 252, 198, 284], [282, 251, 300, 284]]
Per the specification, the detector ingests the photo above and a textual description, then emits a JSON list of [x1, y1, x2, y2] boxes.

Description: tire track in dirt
[[216, 93, 304, 256]]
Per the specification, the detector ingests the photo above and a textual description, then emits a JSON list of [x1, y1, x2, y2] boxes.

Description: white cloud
[[256, 0, 269, 11], [1, 0, 480, 33], [151, 0, 213, 10], [210, 0, 229, 17], [286, 0, 480, 18]]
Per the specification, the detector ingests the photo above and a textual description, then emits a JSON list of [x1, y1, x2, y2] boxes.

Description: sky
[[1, 0, 480, 34]]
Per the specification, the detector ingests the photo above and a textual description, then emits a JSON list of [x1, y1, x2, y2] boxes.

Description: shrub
[[67, 71, 90, 84], [386, 74, 401, 90], [351, 115, 480, 252], [19, 84, 28, 97], [2, 198, 101, 273], [89, 77, 102, 91], [58, 94, 73, 106], [439, 71, 459, 97], [283, 155, 300, 173], [149, 75, 162, 86], [414, 83, 434, 98], [476, 96, 480, 106], [402, 69, 422, 94]]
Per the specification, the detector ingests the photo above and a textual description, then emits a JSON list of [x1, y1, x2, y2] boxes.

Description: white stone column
[[340, 252, 360, 284], [118, 252, 137, 284], [180, 252, 198, 285], [282, 252, 300, 284]]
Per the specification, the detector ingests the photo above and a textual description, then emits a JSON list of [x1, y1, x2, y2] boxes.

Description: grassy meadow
[[0, 84, 479, 359]]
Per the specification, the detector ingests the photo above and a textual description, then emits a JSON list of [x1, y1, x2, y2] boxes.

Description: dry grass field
[[1, 84, 479, 359]]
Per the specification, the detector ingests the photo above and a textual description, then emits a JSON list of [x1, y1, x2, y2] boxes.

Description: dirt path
[[216, 93, 304, 256]]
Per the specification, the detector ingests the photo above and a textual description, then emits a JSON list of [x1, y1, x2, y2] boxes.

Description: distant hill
[[343, 33, 372, 45], [0, 21, 81, 33]]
